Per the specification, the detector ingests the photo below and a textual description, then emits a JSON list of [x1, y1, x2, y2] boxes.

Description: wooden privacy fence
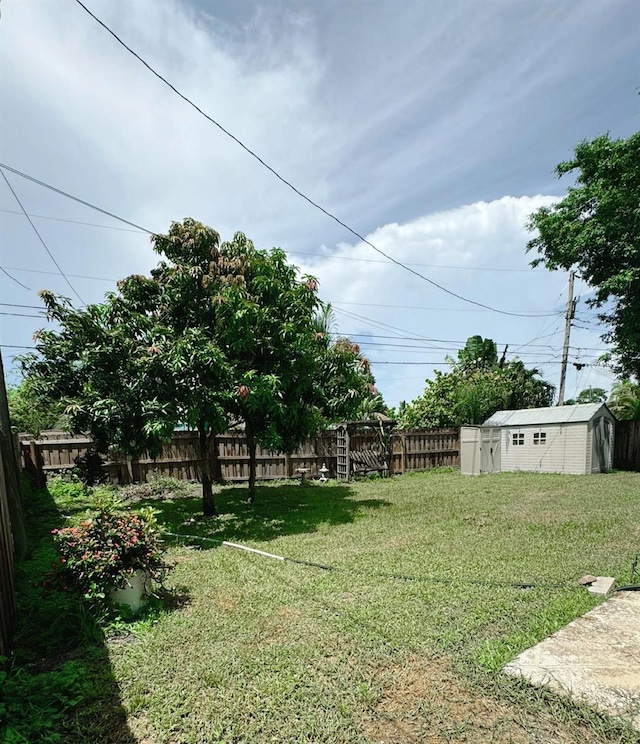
[[20, 428, 460, 485], [0, 443, 16, 660], [614, 420, 640, 471]]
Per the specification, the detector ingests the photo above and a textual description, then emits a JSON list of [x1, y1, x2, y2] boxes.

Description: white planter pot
[[109, 569, 150, 613]]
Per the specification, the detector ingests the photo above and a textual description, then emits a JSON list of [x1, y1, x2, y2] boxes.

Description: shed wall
[[500, 422, 589, 474], [460, 427, 481, 475]]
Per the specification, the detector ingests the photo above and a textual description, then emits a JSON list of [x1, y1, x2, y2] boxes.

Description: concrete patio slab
[[503, 591, 640, 731]]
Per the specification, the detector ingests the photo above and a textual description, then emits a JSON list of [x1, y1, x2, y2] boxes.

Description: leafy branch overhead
[[21, 219, 374, 513], [527, 129, 640, 379]]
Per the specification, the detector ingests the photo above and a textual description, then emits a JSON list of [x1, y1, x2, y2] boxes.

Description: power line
[[289, 250, 549, 274], [1, 265, 116, 284], [0, 208, 145, 233], [2, 206, 549, 276], [72, 0, 561, 319], [338, 332, 607, 352], [0, 303, 45, 309], [0, 167, 86, 305], [0, 265, 30, 291], [0, 162, 154, 234], [0, 345, 35, 350], [332, 300, 560, 316], [0, 311, 44, 318]]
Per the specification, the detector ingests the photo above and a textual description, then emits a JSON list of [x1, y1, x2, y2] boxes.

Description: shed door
[[480, 428, 501, 473], [594, 417, 612, 473]]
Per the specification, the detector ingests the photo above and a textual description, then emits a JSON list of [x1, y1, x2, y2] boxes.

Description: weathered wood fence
[[20, 428, 460, 485], [0, 442, 16, 659], [614, 420, 640, 472]]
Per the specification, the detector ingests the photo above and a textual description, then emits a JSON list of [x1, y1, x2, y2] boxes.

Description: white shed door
[[480, 428, 501, 473]]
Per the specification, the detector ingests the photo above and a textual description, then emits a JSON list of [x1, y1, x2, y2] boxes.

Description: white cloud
[[0, 1, 627, 402], [292, 195, 613, 407]]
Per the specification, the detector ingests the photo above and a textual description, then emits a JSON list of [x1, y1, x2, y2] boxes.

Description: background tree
[[563, 387, 608, 406], [527, 129, 640, 379], [398, 336, 554, 428], [7, 379, 65, 436], [608, 380, 640, 420]]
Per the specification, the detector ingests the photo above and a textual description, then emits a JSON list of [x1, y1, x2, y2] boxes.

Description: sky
[[1, 0, 639, 408]]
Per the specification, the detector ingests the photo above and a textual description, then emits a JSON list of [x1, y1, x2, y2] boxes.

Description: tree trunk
[[246, 422, 257, 504], [198, 421, 216, 516]]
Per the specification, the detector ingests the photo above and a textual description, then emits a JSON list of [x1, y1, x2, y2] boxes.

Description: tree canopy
[[563, 387, 607, 406], [22, 219, 372, 512], [527, 129, 640, 379], [7, 379, 65, 436], [398, 335, 554, 428], [608, 380, 640, 421]]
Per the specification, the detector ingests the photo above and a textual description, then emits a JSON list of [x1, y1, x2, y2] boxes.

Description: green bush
[[0, 660, 88, 743], [72, 449, 108, 488]]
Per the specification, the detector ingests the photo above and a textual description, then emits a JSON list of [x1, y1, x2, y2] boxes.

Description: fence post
[[29, 440, 45, 490], [285, 452, 292, 479]]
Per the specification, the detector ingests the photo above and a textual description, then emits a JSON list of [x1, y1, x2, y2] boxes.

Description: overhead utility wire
[[0, 208, 145, 233], [1, 265, 116, 284], [1, 167, 85, 305], [0, 168, 564, 319], [332, 300, 559, 316], [289, 250, 548, 274], [0, 312, 44, 318], [0, 303, 606, 352], [0, 162, 153, 234], [73, 0, 557, 320], [0, 265, 30, 291]]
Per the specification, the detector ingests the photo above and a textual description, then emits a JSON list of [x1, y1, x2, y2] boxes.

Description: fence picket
[[19, 428, 462, 485]]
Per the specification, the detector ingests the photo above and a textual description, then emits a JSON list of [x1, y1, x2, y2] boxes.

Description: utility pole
[[557, 270, 576, 406]]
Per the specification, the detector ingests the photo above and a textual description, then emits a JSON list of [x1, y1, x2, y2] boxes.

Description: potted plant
[[51, 504, 169, 613]]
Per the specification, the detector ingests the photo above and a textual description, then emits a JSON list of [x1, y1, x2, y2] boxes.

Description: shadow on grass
[[2, 480, 137, 744], [139, 481, 391, 546]]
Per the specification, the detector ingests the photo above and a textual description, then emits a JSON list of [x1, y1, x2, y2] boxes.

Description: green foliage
[[0, 660, 89, 743], [21, 219, 371, 511], [608, 380, 640, 420], [6, 379, 64, 436], [527, 129, 640, 378], [120, 475, 191, 503], [51, 505, 169, 603], [564, 387, 608, 406], [399, 336, 554, 428], [72, 448, 108, 488], [46, 476, 87, 505]]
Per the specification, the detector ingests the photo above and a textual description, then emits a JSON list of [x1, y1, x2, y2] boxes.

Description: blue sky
[[1, 0, 639, 407]]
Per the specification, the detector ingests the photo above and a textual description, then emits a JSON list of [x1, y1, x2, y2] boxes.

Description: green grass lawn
[[9, 470, 640, 743]]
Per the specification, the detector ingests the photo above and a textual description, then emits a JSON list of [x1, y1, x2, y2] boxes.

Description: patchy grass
[[9, 470, 640, 742]]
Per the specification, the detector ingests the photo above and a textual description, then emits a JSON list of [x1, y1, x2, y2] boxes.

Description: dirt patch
[[213, 593, 236, 612], [360, 654, 606, 743], [260, 605, 305, 645]]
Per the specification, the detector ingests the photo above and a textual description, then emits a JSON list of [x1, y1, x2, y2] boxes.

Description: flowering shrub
[[51, 506, 168, 602]]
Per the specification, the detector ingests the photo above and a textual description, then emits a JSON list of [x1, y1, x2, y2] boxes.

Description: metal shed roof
[[482, 403, 610, 428]]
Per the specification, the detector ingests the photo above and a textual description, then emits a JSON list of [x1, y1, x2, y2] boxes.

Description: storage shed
[[461, 403, 615, 475]]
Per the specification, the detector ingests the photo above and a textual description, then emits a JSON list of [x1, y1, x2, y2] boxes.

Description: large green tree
[[398, 336, 554, 428], [212, 233, 370, 501], [527, 129, 640, 379], [23, 219, 369, 511], [564, 387, 608, 406], [7, 379, 65, 436]]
